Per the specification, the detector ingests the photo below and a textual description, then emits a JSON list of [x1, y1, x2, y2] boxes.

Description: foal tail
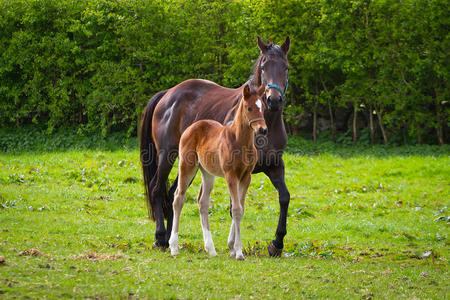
[[139, 90, 167, 221]]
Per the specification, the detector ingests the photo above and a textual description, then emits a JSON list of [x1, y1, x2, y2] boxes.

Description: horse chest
[[221, 144, 257, 174]]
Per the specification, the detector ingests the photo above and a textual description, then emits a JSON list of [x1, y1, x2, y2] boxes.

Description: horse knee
[[173, 190, 185, 211], [198, 201, 209, 215], [231, 206, 243, 220]]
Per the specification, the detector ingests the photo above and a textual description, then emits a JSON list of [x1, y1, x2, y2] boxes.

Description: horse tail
[[139, 90, 167, 221]]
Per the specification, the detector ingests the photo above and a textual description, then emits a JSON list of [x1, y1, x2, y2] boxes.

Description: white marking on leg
[[199, 169, 216, 257], [234, 216, 245, 260], [169, 232, 179, 256], [202, 229, 217, 257], [228, 221, 236, 258]]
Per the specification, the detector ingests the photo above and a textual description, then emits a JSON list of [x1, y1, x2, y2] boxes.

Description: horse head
[[256, 36, 290, 112], [243, 83, 267, 135]]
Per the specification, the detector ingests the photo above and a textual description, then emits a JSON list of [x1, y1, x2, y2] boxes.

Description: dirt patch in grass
[[19, 249, 43, 257], [72, 252, 124, 261]]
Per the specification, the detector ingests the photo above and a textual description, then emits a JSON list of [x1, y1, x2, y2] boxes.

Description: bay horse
[[140, 36, 290, 256], [169, 84, 267, 260]]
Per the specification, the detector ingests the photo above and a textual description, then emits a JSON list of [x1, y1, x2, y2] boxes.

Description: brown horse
[[169, 84, 266, 260], [140, 36, 290, 256]]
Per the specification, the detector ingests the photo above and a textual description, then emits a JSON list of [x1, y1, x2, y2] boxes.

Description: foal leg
[[169, 187, 184, 255], [227, 219, 236, 258], [169, 161, 198, 256], [166, 175, 178, 244], [226, 177, 245, 260], [198, 169, 217, 257], [236, 175, 251, 260]]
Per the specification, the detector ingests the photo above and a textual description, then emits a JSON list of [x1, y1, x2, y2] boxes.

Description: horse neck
[[229, 99, 254, 148], [264, 108, 284, 129]]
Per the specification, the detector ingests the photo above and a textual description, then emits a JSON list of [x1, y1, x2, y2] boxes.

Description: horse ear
[[258, 84, 265, 97], [243, 84, 252, 100], [281, 36, 290, 54], [257, 36, 269, 54]]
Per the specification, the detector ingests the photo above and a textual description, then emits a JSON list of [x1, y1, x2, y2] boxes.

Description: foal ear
[[243, 83, 252, 100], [258, 84, 266, 97], [281, 36, 290, 54], [257, 36, 269, 54]]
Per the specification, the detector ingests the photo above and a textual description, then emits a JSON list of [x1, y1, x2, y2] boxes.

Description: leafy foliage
[[0, 0, 448, 144]]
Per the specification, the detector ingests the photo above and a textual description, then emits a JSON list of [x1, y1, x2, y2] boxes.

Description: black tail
[[139, 90, 167, 221]]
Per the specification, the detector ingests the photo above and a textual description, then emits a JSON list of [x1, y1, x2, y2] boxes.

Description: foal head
[[256, 36, 290, 111], [242, 84, 267, 136]]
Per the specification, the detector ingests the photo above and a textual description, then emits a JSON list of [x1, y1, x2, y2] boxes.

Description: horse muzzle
[[258, 127, 268, 135], [266, 95, 283, 111]]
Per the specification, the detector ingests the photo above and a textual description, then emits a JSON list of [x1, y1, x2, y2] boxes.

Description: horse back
[[152, 79, 242, 148]]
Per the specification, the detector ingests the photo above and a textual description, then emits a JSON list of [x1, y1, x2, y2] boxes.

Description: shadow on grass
[[1, 126, 448, 157]]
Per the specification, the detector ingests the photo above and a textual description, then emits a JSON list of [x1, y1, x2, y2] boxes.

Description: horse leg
[[226, 177, 244, 260], [264, 159, 290, 257], [151, 151, 175, 249], [227, 220, 236, 258], [166, 175, 178, 244], [198, 169, 217, 257], [168, 160, 198, 256], [168, 187, 184, 256], [237, 174, 251, 259]]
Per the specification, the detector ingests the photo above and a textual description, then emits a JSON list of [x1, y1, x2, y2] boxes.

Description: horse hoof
[[268, 241, 282, 257], [236, 254, 245, 261], [229, 251, 236, 259], [152, 240, 168, 250], [170, 248, 179, 256]]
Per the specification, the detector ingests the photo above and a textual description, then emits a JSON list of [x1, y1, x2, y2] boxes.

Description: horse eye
[[247, 106, 253, 112]]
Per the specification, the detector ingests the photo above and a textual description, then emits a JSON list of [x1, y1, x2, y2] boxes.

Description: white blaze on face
[[255, 99, 263, 112]]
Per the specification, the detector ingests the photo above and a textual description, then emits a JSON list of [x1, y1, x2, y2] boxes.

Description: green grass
[[0, 138, 449, 298]]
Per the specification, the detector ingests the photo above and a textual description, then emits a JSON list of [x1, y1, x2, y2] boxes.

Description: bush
[[0, 0, 447, 144]]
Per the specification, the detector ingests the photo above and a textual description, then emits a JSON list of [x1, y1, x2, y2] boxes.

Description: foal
[[169, 83, 267, 260]]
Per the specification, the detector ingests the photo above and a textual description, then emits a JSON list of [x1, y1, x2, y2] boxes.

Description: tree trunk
[[375, 106, 389, 144], [313, 101, 317, 143], [320, 76, 335, 142], [417, 123, 423, 146], [352, 104, 358, 144], [403, 123, 408, 145], [328, 100, 335, 143], [369, 105, 375, 144], [292, 125, 299, 136], [436, 102, 444, 146]]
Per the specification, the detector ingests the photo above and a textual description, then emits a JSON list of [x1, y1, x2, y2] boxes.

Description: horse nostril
[[278, 96, 283, 102], [259, 127, 268, 135]]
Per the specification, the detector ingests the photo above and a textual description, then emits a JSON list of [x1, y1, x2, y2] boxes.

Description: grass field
[[0, 137, 449, 298]]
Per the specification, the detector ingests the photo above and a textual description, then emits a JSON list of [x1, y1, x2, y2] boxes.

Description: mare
[[169, 84, 267, 260], [140, 36, 290, 256]]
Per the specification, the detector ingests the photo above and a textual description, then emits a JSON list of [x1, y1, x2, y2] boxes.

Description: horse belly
[[198, 151, 224, 178]]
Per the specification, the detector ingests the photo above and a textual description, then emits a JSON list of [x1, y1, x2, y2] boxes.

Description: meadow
[[0, 136, 448, 298]]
